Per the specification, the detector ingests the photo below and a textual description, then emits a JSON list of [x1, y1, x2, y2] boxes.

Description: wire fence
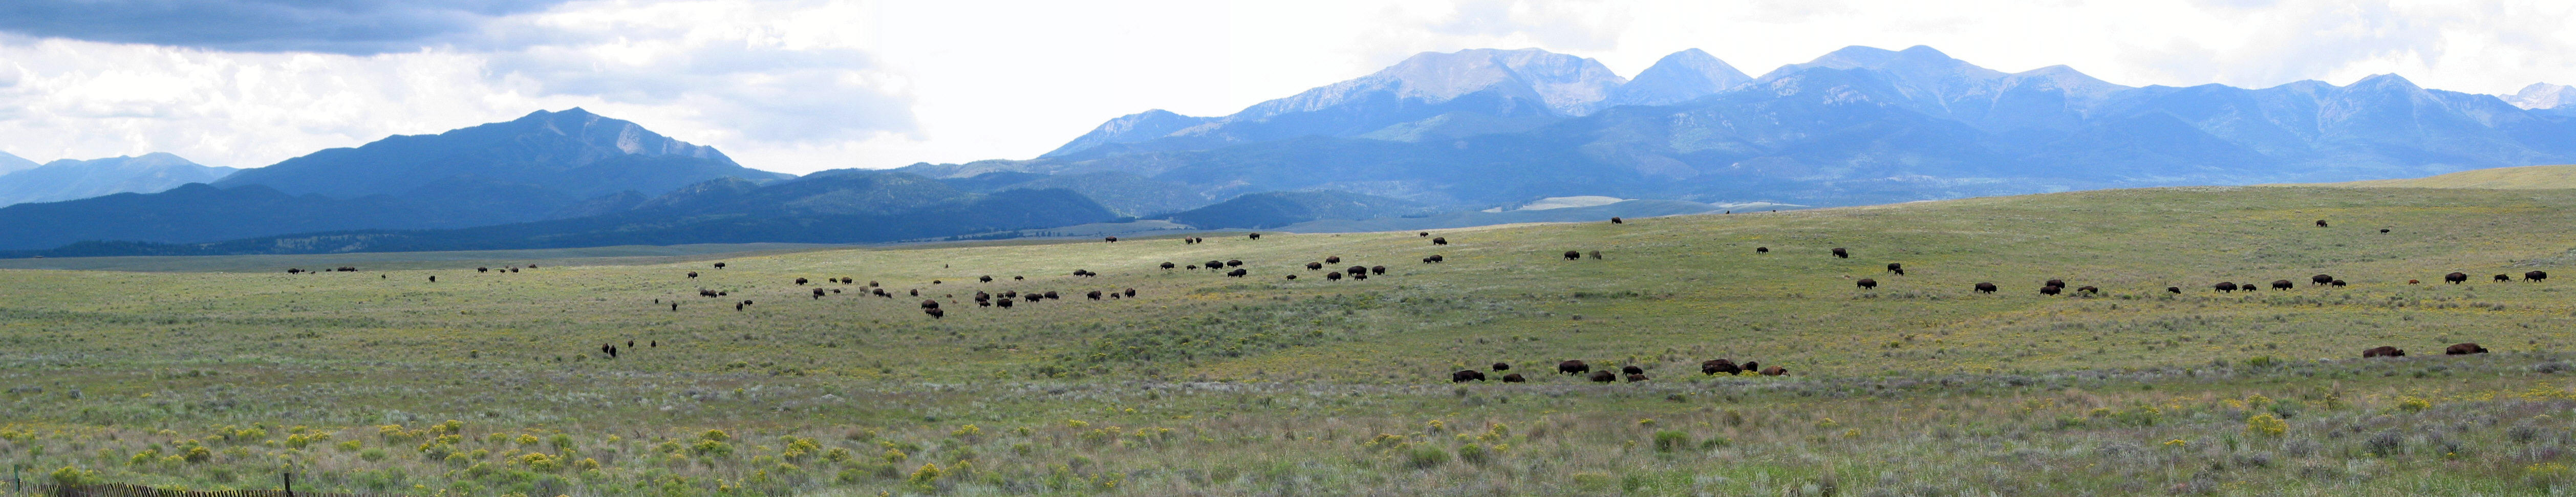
[[1, 477, 378, 497]]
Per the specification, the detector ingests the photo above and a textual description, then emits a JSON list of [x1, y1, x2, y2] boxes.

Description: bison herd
[[1455, 358, 1784, 384]]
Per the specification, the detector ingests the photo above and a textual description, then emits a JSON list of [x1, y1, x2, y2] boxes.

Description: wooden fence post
[[282, 471, 293, 497]]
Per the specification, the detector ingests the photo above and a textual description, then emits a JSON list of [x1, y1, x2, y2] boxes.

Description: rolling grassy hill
[[2321, 164, 2576, 189], [8, 184, 2576, 494]]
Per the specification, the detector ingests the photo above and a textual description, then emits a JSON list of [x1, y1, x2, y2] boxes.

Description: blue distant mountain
[[0, 149, 35, 176], [908, 45, 2576, 210], [0, 153, 237, 207]]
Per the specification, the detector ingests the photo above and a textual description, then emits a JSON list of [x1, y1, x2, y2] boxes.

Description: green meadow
[[9, 184, 2576, 495]]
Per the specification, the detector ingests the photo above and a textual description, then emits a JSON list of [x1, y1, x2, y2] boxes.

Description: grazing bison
[[1588, 250, 1603, 260], [1759, 366, 1787, 376], [1557, 360, 1590, 375], [796, 277, 810, 285], [1124, 288, 1136, 297], [2215, 282, 2238, 292], [1087, 291, 1103, 300], [1886, 263, 1902, 272], [995, 298, 1015, 308], [1974, 282, 1997, 294], [1831, 247, 1849, 258], [1432, 237, 1448, 245], [1701, 359, 1740, 375], [920, 299, 940, 309], [2529, 271, 2550, 282], [1104, 236, 1118, 242], [1161, 262, 1176, 270], [1326, 256, 1341, 264], [2270, 279, 2294, 290], [1741, 361, 1759, 373], [1500, 373, 1526, 383], [1611, 217, 1624, 224], [1284, 275, 1298, 280], [1626, 374, 1649, 382], [924, 309, 944, 319], [1248, 233, 1261, 240], [1587, 371, 1617, 383], [1227, 260, 1243, 267], [427, 275, 436, 282], [1755, 247, 1769, 253], [688, 271, 698, 278], [713, 263, 727, 269], [811, 288, 827, 299], [1564, 250, 1582, 260], [2315, 220, 2329, 227], [2408, 279, 2420, 284], [2167, 287, 2182, 294], [2497, 274, 2514, 282], [1227, 268, 1248, 277], [1451, 370, 1487, 382], [2311, 274, 2333, 285], [2362, 346, 2406, 358], [2045, 279, 2066, 288], [2446, 342, 2489, 355], [1326, 272, 1343, 280], [1371, 266, 1386, 275], [2446, 272, 2469, 284], [1855, 278, 1877, 290], [2075, 286, 2099, 294], [979, 275, 993, 283], [477, 267, 489, 273], [2331, 280, 2347, 287], [1351, 272, 1368, 280], [1347, 266, 1367, 275], [2380, 228, 2390, 233], [1422, 256, 1440, 263], [1491, 362, 1510, 371], [1621, 365, 1644, 375], [2038, 286, 2061, 296], [1420, 232, 1430, 237], [1307, 262, 1324, 270]]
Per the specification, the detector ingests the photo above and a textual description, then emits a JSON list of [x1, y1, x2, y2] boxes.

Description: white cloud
[[0, 0, 2569, 175]]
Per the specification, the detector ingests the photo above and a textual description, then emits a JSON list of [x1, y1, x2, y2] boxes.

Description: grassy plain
[[8, 185, 2576, 495]]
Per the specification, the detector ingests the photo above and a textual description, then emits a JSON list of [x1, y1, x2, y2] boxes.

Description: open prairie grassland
[[13, 186, 2576, 495]]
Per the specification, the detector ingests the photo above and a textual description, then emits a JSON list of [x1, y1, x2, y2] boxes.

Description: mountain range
[[9, 45, 2576, 256], [0, 153, 238, 207]]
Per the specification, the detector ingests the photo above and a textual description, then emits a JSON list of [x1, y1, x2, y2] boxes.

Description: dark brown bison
[[811, 288, 827, 299], [1701, 359, 1740, 375], [1974, 282, 1997, 293], [1451, 370, 1487, 382], [796, 277, 810, 285], [1557, 360, 1590, 375], [1587, 371, 1617, 383], [477, 267, 489, 273], [1625, 374, 1649, 382], [2497, 274, 2514, 282], [2409, 279, 2420, 284], [1325, 256, 1341, 264], [2072, 286, 2097, 294], [1104, 236, 1118, 242], [1610, 217, 1624, 224], [2166, 286, 2181, 293], [1420, 232, 1430, 237], [1588, 250, 1603, 260], [1371, 266, 1386, 275], [1247, 233, 1261, 240], [979, 275, 993, 283], [1226, 268, 1248, 277], [1741, 361, 1759, 373], [1124, 288, 1136, 297], [2270, 279, 2293, 290], [2215, 282, 2238, 292], [713, 262, 727, 269], [1422, 255, 1443, 263], [1351, 272, 1368, 280], [1500, 373, 1526, 383], [1432, 237, 1448, 245], [1087, 291, 1103, 300], [1306, 262, 1324, 270], [1759, 366, 1787, 376], [996, 299, 1014, 309], [1621, 365, 1644, 375], [2331, 280, 2347, 287], [1226, 260, 1243, 267], [1831, 247, 1849, 258], [2314, 220, 2329, 227], [2362, 346, 2405, 358], [1347, 266, 1367, 275], [2447, 272, 2468, 284], [1491, 362, 1510, 371], [427, 275, 436, 282], [1161, 262, 1176, 270], [1205, 260, 1223, 269], [2446, 342, 2488, 355], [1886, 263, 1902, 272], [2045, 279, 2066, 288], [1284, 274, 1297, 280], [2529, 271, 2550, 282], [1326, 272, 1343, 280], [924, 309, 944, 319], [2380, 228, 2391, 233], [1855, 278, 1877, 290], [687, 271, 698, 278], [920, 299, 939, 309], [1755, 247, 1769, 253], [2038, 286, 2062, 296], [1563, 250, 1581, 260], [2311, 274, 2333, 285]]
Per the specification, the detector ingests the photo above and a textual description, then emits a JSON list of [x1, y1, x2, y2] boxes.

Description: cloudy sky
[[0, 0, 2568, 174]]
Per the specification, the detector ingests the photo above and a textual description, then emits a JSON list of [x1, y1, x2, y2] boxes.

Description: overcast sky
[[0, 0, 2568, 174]]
